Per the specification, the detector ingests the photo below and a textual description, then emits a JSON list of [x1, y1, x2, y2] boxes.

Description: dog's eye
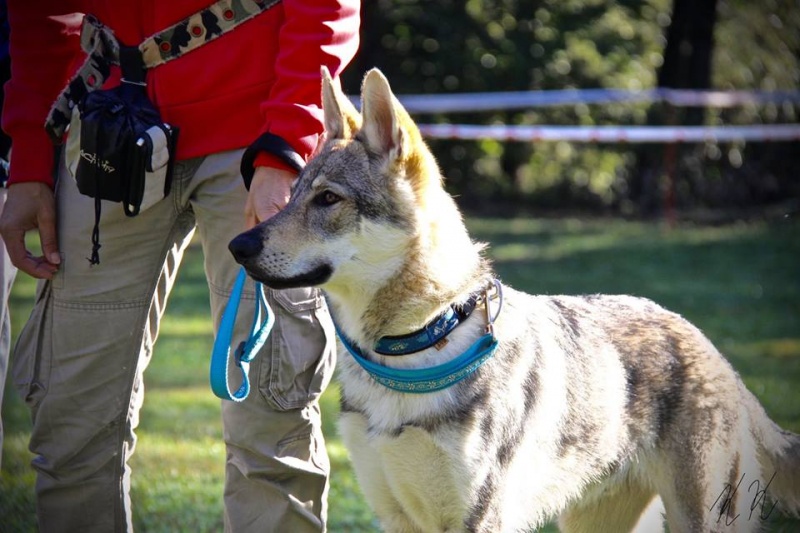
[[314, 191, 342, 207]]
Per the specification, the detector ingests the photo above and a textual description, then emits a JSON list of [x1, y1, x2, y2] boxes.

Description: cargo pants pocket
[[260, 287, 335, 411], [12, 280, 53, 412]]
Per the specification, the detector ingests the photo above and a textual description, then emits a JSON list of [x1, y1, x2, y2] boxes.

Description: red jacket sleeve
[[251, 0, 360, 172], [3, 1, 84, 187]]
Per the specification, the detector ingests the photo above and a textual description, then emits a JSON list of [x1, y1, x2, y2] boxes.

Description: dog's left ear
[[321, 66, 361, 140], [360, 69, 411, 164]]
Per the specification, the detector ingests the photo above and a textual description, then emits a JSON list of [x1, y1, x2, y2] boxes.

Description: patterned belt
[[45, 0, 281, 143]]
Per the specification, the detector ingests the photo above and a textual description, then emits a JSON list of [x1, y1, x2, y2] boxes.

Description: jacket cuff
[[254, 152, 300, 174], [7, 127, 58, 188], [240, 132, 305, 190]]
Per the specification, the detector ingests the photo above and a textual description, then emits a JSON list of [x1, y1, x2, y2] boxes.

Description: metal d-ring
[[483, 279, 503, 338]]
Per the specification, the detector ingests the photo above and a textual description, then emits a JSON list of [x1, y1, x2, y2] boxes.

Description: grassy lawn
[[1, 216, 798, 532]]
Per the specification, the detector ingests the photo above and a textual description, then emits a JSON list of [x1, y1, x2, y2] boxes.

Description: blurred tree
[[633, 0, 800, 215], [342, 0, 799, 216]]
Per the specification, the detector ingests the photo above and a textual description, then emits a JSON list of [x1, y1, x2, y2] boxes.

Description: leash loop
[[210, 267, 273, 402]]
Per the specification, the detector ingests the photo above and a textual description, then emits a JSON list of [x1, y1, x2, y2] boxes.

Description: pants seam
[[52, 299, 151, 311], [209, 277, 259, 301], [111, 206, 195, 532]]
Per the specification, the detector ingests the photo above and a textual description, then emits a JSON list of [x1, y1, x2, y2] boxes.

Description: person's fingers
[[244, 191, 259, 230], [246, 167, 296, 226], [255, 197, 282, 222], [4, 231, 56, 279], [25, 252, 59, 279], [38, 205, 61, 266], [2, 227, 27, 266], [0, 182, 61, 279], [244, 210, 258, 231]]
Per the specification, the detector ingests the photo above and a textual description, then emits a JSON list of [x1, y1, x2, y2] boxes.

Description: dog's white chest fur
[[339, 413, 468, 532], [333, 321, 490, 531]]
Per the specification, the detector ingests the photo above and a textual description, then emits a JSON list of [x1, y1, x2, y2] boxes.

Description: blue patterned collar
[[373, 294, 481, 356], [332, 280, 504, 394]]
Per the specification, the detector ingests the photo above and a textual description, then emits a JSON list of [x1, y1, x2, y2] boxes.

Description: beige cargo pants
[[11, 149, 335, 532]]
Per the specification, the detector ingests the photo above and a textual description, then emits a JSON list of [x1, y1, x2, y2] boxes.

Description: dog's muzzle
[[229, 230, 263, 265]]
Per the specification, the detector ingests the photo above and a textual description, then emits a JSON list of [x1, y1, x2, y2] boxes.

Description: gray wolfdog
[[230, 67, 800, 532]]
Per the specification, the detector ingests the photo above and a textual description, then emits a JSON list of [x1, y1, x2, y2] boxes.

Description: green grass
[[2, 217, 799, 532]]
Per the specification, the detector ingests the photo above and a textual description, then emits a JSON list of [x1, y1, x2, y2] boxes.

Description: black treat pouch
[[75, 85, 177, 213], [67, 46, 178, 264]]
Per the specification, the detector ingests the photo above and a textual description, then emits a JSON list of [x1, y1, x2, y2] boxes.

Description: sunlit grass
[[2, 217, 799, 531], [130, 434, 226, 532]]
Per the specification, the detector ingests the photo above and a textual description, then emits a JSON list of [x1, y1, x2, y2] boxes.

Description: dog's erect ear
[[321, 66, 361, 140], [360, 68, 411, 164]]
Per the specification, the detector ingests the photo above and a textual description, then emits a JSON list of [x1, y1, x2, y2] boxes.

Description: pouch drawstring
[[89, 169, 102, 265]]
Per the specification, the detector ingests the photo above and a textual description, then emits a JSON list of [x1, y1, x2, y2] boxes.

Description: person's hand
[[244, 166, 297, 229], [0, 182, 61, 279]]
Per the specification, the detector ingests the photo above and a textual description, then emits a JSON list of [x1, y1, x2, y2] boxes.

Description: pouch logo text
[[79, 150, 116, 174]]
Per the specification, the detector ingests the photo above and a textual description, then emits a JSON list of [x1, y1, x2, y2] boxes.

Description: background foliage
[[342, 0, 799, 216]]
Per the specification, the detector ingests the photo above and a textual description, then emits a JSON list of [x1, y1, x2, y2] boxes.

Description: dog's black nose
[[229, 232, 263, 264]]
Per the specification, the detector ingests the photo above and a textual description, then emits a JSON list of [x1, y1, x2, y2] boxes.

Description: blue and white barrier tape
[[391, 88, 800, 114], [347, 88, 800, 142], [416, 124, 800, 143]]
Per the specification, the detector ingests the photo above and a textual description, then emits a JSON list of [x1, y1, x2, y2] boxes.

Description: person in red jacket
[[0, 1, 360, 531]]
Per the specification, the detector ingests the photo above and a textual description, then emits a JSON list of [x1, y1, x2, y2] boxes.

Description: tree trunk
[[658, 0, 718, 125], [630, 0, 718, 215]]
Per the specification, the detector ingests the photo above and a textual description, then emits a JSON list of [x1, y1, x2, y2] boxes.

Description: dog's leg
[[632, 496, 667, 533], [557, 478, 659, 533], [339, 412, 424, 533], [745, 386, 800, 518], [656, 421, 765, 533]]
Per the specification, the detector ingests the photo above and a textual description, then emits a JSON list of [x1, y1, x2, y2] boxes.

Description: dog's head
[[229, 67, 450, 292]]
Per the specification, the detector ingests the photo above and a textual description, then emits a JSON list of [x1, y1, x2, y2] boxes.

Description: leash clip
[[483, 279, 503, 338]]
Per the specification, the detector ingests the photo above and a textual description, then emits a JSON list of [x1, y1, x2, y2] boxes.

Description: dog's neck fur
[[319, 67, 493, 348], [322, 175, 492, 347], [369, 199, 489, 344]]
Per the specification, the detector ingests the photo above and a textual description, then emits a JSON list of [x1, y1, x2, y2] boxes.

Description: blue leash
[[209, 267, 273, 402]]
